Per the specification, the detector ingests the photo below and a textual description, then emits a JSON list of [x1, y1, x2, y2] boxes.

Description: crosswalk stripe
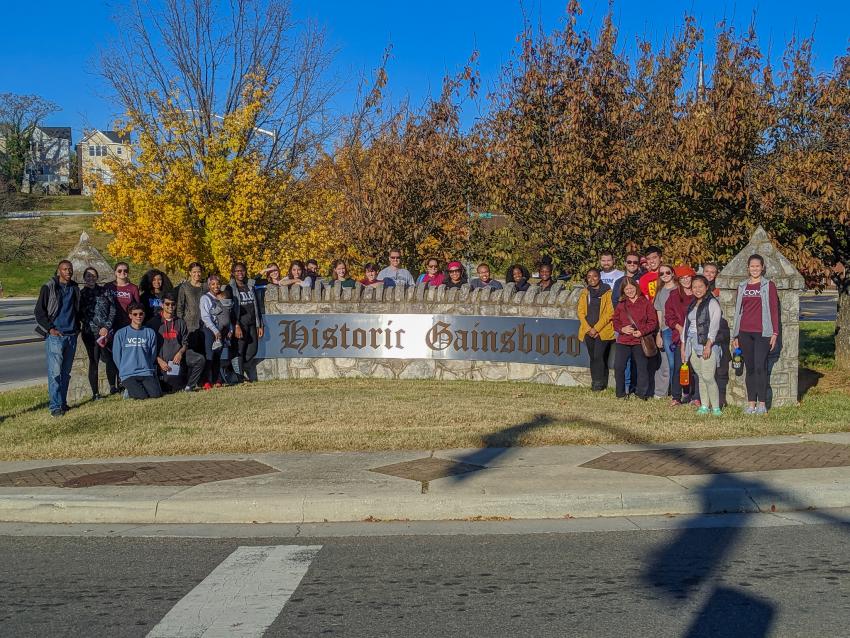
[[146, 545, 322, 638]]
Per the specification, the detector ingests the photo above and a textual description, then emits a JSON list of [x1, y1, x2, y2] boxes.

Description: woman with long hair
[[506, 264, 531, 292], [140, 269, 173, 321], [328, 260, 356, 288], [281, 260, 311, 288], [731, 254, 780, 415], [577, 268, 614, 391], [612, 277, 658, 400], [653, 265, 678, 398], [665, 265, 696, 406]]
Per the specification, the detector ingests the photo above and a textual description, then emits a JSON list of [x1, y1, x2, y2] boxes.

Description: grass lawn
[[0, 322, 846, 461], [0, 194, 94, 213], [0, 215, 123, 297]]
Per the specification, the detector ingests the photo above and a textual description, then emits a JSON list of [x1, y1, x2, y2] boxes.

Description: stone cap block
[[716, 226, 805, 290]]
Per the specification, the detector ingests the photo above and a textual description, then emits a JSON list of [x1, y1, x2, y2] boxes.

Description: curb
[[2, 481, 850, 524], [0, 337, 42, 347]]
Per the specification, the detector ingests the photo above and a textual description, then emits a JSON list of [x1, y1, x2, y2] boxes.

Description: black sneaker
[[92, 394, 103, 402], [50, 409, 64, 418]]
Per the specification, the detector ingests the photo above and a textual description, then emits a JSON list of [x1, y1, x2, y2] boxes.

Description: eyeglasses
[[660, 271, 673, 276], [130, 311, 145, 317], [625, 260, 639, 265]]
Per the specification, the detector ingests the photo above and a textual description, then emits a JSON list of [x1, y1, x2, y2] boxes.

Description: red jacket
[[612, 295, 658, 345], [665, 289, 694, 345]]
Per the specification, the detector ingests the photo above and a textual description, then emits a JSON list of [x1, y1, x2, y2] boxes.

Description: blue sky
[[2, 1, 847, 142]]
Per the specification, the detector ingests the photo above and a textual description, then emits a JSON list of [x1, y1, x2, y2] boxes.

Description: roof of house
[[79, 129, 131, 145], [38, 126, 72, 140]]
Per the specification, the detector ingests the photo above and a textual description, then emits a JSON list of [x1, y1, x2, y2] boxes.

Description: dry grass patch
[[1, 378, 849, 461]]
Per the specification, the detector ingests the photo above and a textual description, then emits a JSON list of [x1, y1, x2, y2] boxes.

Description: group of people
[[34, 245, 779, 418], [577, 246, 779, 417]]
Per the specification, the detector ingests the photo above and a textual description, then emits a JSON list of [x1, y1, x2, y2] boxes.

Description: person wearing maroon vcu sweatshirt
[[731, 254, 781, 415], [612, 277, 658, 400]]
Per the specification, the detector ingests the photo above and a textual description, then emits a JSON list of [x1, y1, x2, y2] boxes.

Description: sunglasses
[[116, 269, 129, 274], [449, 269, 462, 273], [660, 271, 673, 276], [130, 311, 145, 317], [625, 260, 639, 265]]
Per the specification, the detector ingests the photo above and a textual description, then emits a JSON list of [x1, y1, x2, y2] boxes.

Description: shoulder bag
[[624, 303, 658, 358]]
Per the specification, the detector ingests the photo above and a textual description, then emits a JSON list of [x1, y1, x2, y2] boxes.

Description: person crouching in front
[[112, 301, 162, 400], [147, 291, 205, 393]]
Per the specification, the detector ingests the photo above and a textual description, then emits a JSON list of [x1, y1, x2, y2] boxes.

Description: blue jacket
[[112, 325, 158, 378]]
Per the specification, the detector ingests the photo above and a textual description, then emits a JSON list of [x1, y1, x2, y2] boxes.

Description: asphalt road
[[0, 342, 44, 388], [1, 523, 849, 637]]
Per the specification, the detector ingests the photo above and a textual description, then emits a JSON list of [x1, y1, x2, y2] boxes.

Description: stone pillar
[[715, 226, 805, 407]]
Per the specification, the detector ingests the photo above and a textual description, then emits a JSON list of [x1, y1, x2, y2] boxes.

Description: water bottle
[[732, 347, 743, 375], [679, 363, 690, 387]]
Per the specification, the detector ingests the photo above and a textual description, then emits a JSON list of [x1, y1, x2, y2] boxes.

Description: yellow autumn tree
[[92, 0, 339, 275]]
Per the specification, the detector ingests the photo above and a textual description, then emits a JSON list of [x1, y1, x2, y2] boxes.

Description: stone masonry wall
[[67, 227, 804, 407], [254, 280, 596, 388]]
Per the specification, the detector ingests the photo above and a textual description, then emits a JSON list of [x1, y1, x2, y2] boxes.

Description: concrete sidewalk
[[2, 433, 850, 525]]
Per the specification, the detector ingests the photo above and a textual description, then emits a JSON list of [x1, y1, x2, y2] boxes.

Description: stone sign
[[259, 313, 588, 366]]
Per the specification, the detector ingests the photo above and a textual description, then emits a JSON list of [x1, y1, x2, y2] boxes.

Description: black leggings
[[738, 331, 771, 402], [614, 343, 650, 399], [584, 336, 612, 391], [81, 332, 107, 396], [236, 323, 260, 382]]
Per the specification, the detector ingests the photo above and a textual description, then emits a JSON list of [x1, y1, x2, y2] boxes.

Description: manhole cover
[[370, 457, 485, 482], [64, 470, 137, 488]]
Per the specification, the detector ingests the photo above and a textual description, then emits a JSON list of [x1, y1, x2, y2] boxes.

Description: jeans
[[46, 334, 77, 412], [662, 328, 675, 387]]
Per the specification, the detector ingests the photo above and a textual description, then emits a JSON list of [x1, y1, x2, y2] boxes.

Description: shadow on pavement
[[450, 412, 556, 473], [453, 409, 850, 636], [577, 416, 850, 638]]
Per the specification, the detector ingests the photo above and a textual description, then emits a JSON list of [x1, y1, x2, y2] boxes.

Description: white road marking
[[146, 544, 321, 637]]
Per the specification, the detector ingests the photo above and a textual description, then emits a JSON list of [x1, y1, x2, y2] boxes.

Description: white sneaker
[[212, 338, 222, 351]]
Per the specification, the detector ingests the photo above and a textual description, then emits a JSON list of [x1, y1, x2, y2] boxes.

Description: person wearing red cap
[[445, 261, 468, 289], [665, 265, 697, 405]]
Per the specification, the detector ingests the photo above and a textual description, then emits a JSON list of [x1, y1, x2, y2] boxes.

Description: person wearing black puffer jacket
[[228, 262, 264, 383], [79, 267, 116, 400]]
